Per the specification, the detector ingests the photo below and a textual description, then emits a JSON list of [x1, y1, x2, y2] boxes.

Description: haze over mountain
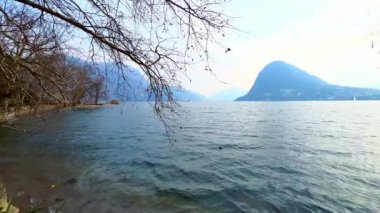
[[209, 88, 247, 101], [236, 61, 380, 101], [102, 62, 205, 102], [66, 58, 204, 102]]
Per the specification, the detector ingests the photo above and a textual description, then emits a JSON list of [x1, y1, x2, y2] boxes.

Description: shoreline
[[0, 103, 117, 212], [0, 148, 86, 212], [0, 103, 113, 124], [0, 146, 123, 212]]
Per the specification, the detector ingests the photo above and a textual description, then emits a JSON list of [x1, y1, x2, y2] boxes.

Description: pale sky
[[182, 0, 380, 97]]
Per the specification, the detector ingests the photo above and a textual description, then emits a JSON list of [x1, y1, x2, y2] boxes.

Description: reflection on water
[[1, 102, 380, 212]]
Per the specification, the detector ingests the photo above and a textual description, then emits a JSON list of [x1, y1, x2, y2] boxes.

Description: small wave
[[322, 120, 336, 123], [214, 188, 281, 212], [241, 134, 260, 138], [266, 165, 308, 177], [216, 143, 263, 150], [321, 134, 335, 138], [119, 135, 137, 139], [315, 149, 352, 157]]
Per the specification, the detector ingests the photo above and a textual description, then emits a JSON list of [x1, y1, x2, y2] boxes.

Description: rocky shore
[[0, 181, 19, 213], [0, 146, 123, 212], [0, 103, 119, 212], [0, 148, 82, 212]]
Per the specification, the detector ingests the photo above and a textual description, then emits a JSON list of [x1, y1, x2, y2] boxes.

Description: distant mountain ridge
[[68, 58, 205, 102], [209, 88, 247, 101], [104, 63, 205, 102], [236, 61, 380, 101]]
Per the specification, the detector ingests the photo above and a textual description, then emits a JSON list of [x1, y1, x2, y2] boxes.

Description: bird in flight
[[225, 48, 231, 53]]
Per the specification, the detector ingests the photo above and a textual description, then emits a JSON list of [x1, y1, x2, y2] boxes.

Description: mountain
[[210, 88, 247, 101], [236, 61, 380, 101], [67, 57, 204, 102], [100, 62, 205, 101], [171, 88, 206, 101], [99, 62, 150, 101]]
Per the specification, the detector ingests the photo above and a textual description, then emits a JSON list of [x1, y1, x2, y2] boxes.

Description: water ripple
[[2, 102, 380, 212]]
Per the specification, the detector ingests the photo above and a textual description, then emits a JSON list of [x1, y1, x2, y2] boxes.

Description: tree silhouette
[[1, 0, 232, 118]]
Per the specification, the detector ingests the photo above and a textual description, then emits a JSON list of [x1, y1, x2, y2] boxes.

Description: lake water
[[1, 102, 380, 212]]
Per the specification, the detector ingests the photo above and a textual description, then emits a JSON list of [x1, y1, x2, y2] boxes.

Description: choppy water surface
[[1, 102, 380, 212]]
